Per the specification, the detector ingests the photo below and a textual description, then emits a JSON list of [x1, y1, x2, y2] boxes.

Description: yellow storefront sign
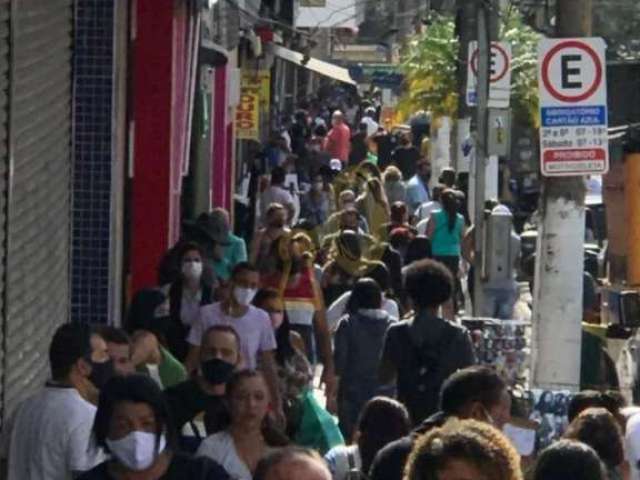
[[236, 70, 270, 140]]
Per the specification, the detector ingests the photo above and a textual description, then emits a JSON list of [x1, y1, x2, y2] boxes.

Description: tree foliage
[[397, 10, 541, 127]]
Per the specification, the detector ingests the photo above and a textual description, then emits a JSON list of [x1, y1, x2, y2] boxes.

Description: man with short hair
[[323, 111, 351, 164], [185, 262, 284, 423], [415, 184, 445, 233], [211, 207, 248, 282], [406, 156, 432, 212], [99, 326, 135, 376], [260, 167, 295, 226], [0, 323, 108, 479], [370, 366, 509, 480], [360, 106, 379, 138], [255, 447, 331, 480], [166, 325, 242, 434]]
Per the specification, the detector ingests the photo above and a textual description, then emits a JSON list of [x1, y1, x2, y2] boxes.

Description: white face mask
[[181, 260, 203, 281], [233, 287, 257, 307], [106, 431, 166, 472]]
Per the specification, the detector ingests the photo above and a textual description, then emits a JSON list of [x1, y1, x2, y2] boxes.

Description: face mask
[[107, 431, 167, 472], [181, 260, 203, 281], [89, 359, 115, 390], [233, 287, 257, 307], [201, 358, 235, 385], [270, 312, 284, 330]]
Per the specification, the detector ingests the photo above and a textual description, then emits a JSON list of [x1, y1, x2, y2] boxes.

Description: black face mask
[[201, 358, 235, 386], [89, 359, 115, 390]]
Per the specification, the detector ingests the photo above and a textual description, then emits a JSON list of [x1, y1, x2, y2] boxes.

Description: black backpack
[[395, 321, 458, 425]]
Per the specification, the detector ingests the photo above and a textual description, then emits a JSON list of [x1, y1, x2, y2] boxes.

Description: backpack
[[395, 321, 458, 425]]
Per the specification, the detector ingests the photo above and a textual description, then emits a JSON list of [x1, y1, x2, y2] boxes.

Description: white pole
[[531, 0, 591, 391], [531, 189, 585, 390]]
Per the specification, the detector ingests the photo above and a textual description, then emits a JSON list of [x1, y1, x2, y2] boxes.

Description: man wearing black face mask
[[0, 323, 109, 479], [165, 325, 241, 441]]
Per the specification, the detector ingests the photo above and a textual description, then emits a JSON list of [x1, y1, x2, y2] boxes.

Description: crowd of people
[[0, 101, 631, 480]]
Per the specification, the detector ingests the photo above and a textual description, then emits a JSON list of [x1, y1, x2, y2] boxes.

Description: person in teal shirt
[[426, 189, 465, 320], [210, 208, 247, 281]]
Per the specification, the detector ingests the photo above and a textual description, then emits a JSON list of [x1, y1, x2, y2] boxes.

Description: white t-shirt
[[324, 445, 362, 480], [197, 431, 252, 480], [415, 200, 442, 223], [361, 117, 379, 138], [326, 292, 399, 331], [187, 302, 277, 370], [0, 386, 105, 480]]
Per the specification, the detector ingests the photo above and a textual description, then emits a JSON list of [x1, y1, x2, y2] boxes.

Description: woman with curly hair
[[404, 419, 522, 480]]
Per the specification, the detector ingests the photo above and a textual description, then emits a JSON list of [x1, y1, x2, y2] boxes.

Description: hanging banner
[[258, 71, 271, 110], [236, 70, 269, 140]]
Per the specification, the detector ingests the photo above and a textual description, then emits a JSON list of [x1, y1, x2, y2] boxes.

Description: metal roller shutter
[[0, 0, 9, 426], [4, 0, 72, 416]]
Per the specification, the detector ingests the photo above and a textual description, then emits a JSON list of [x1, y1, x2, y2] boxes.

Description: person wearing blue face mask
[[78, 374, 231, 480]]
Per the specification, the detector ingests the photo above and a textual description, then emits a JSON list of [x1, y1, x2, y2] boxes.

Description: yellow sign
[[236, 71, 270, 140]]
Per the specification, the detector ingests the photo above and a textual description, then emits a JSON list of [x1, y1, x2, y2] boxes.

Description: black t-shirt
[[165, 379, 227, 433], [380, 318, 475, 424], [78, 453, 231, 480]]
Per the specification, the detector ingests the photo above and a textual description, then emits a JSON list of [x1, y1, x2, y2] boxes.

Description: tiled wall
[[71, 0, 115, 324]]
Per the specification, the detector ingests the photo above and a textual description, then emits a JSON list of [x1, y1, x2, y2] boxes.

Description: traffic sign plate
[[466, 41, 512, 108], [538, 38, 608, 176]]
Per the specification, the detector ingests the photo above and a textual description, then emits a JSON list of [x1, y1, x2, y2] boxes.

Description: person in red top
[[261, 232, 337, 412], [323, 111, 351, 164]]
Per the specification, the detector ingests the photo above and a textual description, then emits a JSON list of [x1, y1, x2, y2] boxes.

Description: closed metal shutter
[[0, 0, 9, 426], [4, 0, 72, 416]]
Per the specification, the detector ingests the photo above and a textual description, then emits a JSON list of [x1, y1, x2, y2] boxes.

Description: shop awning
[[271, 44, 356, 86]]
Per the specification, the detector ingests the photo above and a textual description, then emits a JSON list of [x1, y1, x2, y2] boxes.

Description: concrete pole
[[472, 2, 490, 316], [531, 0, 591, 391], [453, 0, 477, 171]]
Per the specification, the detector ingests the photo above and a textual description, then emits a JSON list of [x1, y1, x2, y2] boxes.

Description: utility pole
[[472, 2, 490, 316], [531, 0, 591, 391], [453, 0, 477, 171]]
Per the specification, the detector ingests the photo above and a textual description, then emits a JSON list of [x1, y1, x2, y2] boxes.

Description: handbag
[[294, 387, 344, 455]]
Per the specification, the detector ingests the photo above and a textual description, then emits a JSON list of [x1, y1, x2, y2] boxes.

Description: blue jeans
[[482, 287, 518, 319]]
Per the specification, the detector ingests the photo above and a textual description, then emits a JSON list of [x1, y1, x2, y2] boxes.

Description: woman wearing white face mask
[[163, 243, 215, 363], [78, 374, 232, 480]]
